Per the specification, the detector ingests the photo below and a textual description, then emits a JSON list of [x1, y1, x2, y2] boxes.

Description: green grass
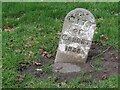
[[42, 64, 52, 73], [92, 59, 104, 71], [2, 2, 119, 88]]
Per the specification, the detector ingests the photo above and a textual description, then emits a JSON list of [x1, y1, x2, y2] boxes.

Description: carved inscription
[[55, 8, 96, 63], [65, 45, 82, 54], [61, 34, 91, 46]]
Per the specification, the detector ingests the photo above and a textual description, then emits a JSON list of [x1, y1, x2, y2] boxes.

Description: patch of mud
[[18, 41, 119, 83]]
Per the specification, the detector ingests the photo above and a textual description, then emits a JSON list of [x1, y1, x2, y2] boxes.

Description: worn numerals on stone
[[55, 8, 96, 63]]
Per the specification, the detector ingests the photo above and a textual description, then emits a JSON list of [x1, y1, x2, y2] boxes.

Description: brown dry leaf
[[100, 34, 108, 44], [39, 48, 53, 58], [100, 40, 105, 44], [39, 48, 45, 55], [4, 27, 15, 31], [34, 62, 42, 66], [40, 49, 47, 57], [41, 51, 47, 57], [104, 36, 108, 40], [46, 53, 52, 58], [100, 35, 108, 40]]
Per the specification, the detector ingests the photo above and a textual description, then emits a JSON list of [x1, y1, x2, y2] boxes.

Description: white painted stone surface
[[55, 8, 96, 63]]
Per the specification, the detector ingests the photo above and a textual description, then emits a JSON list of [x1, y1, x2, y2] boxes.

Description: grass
[[42, 64, 52, 73], [2, 2, 119, 88], [92, 59, 104, 71]]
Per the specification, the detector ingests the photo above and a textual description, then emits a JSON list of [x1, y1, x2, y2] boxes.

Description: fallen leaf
[[4, 27, 15, 31], [41, 51, 47, 57], [46, 54, 52, 58], [39, 48, 53, 58], [34, 62, 42, 66], [100, 34, 108, 44], [39, 48, 45, 55]]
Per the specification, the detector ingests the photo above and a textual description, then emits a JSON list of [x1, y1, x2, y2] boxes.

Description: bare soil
[[18, 41, 119, 83]]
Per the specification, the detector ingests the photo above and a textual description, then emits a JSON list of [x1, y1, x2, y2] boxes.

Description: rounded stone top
[[65, 8, 96, 24]]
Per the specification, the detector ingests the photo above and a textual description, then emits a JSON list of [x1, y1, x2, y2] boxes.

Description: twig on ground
[[91, 46, 111, 60], [90, 46, 111, 68]]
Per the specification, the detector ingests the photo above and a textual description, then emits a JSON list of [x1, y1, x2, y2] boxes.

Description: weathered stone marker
[[54, 8, 96, 73]]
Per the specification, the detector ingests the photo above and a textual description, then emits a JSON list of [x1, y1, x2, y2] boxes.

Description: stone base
[[53, 63, 81, 73]]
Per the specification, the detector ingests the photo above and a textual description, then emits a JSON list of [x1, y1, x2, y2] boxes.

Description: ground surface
[[20, 42, 118, 83], [2, 2, 119, 88]]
